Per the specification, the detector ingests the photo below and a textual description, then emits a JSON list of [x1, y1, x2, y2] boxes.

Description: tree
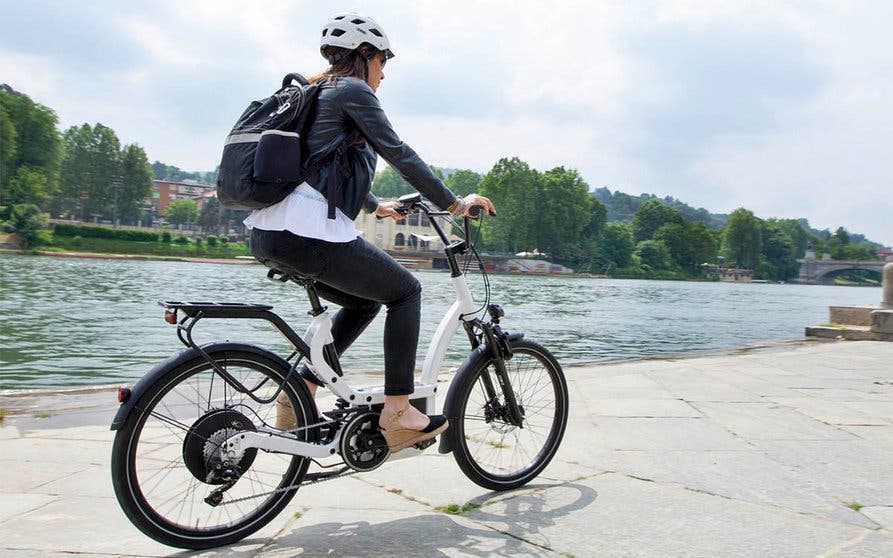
[[58, 123, 121, 220], [537, 167, 592, 261], [0, 86, 63, 207], [834, 226, 851, 245], [599, 222, 634, 269], [165, 198, 198, 225], [117, 144, 153, 224], [631, 199, 684, 243], [477, 157, 540, 253], [199, 196, 223, 234], [1, 203, 47, 248], [4, 166, 51, 207], [371, 165, 414, 198], [635, 240, 670, 269], [758, 220, 798, 280], [445, 169, 481, 196], [722, 208, 762, 269]]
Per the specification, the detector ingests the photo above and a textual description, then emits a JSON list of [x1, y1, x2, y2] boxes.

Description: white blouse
[[242, 182, 361, 243]]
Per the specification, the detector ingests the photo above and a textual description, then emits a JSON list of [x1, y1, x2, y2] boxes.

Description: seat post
[[304, 281, 327, 316]]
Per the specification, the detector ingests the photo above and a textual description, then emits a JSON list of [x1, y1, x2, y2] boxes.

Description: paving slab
[[585, 398, 703, 418], [468, 473, 868, 558], [825, 531, 893, 558], [860, 506, 893, 530], [690, 401, 855, 441], [0, 493, 58, 523], [261, 508, 552, 557], [586, 417, 752, 451]]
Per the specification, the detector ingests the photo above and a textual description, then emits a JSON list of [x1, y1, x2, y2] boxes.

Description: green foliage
[[2, 203, 48, 248], [599, 222, 634, 269], [118, 144, 154, 223], [371, 165, 414, 198], [199, 196, 223, 233], [594, 187, 727, 229], [206, 235, 218, 247], [445, 169, 482, 196], [478, 157, 540, 253], [59, 123, 121, 219], [635, 240, 671, 270], [4, 166, 51, 206], [48, 235, 250, 258], [165, 198, 199, 225], [722, 208, 762, 269], [173, 235, 189, 244], [219, 236, 229, 245], [151, 160, 215, 183], [161, 230, 172, 243], [53, 224, 158, 242], [537, 167, 592, 260], [631, 199, 685, 243], [0, 86, 63, 206]]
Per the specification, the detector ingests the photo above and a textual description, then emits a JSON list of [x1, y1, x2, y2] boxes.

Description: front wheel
[[447, 338, 569, 491], [110, 347, 315, 549]]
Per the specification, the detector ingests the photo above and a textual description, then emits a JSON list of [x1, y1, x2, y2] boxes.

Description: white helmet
[[320, 13, 394, 63]]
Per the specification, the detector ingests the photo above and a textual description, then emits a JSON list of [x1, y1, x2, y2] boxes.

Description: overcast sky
[[1, 1, 890, 245]]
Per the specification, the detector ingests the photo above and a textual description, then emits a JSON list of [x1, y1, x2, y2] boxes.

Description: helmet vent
[[369, 28, 383, 37], [334, 15, 345, 20], [351, 18, 365, 24], [330, 28, 346, 37], [322, 29, 327, 36]]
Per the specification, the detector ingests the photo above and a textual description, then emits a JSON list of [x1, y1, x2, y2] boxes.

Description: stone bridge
[[797, 255, 886, 285]]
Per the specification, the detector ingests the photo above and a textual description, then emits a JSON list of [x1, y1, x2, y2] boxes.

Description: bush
[[206, 235, 218, 247], [219, 236, 229, 245], [52, 223, 158, 242], [161, 230, 172, 243], [71, 235, 83, 246], [174, 235, 189, 244]]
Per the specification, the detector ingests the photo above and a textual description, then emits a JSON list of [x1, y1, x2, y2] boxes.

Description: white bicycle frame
[[224, 270, 478, 461]]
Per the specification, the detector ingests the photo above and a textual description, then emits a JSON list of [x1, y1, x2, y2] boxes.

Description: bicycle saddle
[[265, 268, 315, 286]]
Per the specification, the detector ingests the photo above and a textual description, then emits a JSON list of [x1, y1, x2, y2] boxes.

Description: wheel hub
[[183, 408, 258, 485]]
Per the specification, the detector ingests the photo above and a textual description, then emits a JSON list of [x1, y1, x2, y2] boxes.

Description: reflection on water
[[0, 253, 882, 390]]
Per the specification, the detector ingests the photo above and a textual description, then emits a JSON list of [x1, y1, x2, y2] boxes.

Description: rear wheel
[[448, 338, 568, 491], [111, 348, 314, 549]]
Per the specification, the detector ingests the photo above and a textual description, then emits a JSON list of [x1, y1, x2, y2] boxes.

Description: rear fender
[[110, 343, 309, 430]]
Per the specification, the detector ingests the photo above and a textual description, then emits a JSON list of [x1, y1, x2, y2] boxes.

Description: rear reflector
[[118, 386, 131, 403]]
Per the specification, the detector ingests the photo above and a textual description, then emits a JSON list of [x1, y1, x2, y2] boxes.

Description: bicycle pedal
[[413, 437, 437, 450]]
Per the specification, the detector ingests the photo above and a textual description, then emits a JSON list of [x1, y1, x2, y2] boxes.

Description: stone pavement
[[1, 340, 892, 557]]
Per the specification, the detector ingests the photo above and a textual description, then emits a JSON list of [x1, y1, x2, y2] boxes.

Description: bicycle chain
[[217, 464, 358, 506]]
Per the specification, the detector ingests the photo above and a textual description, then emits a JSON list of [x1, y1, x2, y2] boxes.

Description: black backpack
[[216, 73, 322, 210]]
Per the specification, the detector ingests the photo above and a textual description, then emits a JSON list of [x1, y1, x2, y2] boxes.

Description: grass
[[487, 440, 510, 449], [847, 502, 864, 511], [33, 411, 52, 419], [436, 502, 481, 515], [0, 408, 6, 423]]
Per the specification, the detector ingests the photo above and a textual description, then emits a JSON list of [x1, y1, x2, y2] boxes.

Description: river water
[[0, 253, 882, 391]]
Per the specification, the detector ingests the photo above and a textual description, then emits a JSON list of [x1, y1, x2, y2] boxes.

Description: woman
[[245, 13, 495, 452]]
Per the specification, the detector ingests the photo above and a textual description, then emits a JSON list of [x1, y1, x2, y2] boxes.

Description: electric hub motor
[[183, 408, 258, 484]]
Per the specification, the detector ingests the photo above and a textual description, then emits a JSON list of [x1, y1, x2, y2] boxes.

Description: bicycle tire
[[447, 338, 568, 491], [110, 346, 314, 549]]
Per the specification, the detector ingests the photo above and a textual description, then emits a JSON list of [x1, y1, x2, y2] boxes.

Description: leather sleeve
[[363, 192, 379, 213], [341, 81, 458, 211]]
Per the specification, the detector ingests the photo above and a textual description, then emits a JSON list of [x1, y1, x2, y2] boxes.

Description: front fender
[[110, 343, 300, 430], [437, 332, 524, 454]]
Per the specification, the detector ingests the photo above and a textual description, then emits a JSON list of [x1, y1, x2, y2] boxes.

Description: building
[[354, 204, 457, 252], [150, 180, 215, 217]]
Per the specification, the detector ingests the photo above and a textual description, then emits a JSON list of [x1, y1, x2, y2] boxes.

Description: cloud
[[0, 0, 890, 244]]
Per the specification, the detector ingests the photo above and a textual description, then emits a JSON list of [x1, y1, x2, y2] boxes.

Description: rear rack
[[159, 301, 274, 318]]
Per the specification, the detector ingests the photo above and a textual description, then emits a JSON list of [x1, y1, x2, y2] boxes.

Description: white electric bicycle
[[110, 193, 569, 549]]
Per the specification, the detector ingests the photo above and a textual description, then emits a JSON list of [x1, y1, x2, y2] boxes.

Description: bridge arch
[[813, 265, 883, 285]]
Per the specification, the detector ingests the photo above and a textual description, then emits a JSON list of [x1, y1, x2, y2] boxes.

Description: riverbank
[[0, 247, 256, 265], [1, 340, 891, 557]]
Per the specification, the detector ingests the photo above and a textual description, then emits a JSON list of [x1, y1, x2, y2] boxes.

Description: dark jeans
[[251, 228, 421, 395]]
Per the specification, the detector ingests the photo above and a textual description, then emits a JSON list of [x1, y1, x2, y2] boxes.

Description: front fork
[[464, 306, 524, 428]]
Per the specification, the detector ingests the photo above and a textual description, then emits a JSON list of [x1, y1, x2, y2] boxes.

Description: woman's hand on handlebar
[[374, 200, 407, 221], [462, 194, 496, 218]]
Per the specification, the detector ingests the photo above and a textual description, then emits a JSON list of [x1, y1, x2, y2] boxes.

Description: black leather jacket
[[304, 77, 457, 220]]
